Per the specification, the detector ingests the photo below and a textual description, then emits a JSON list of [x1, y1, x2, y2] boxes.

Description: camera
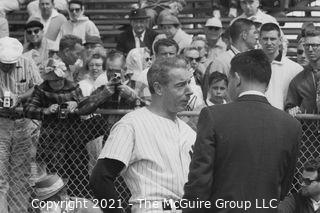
[[0, 91, 12, 108], [58, 103, 68, 119], [110, 73, 122, 86]]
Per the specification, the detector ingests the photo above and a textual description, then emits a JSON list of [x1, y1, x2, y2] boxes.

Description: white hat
[[0, 37, 23, 64], [205, 17, 222, 28], [34, 173, 68, 200]]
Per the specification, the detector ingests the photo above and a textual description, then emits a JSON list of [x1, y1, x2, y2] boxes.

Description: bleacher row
[[6, 0, 320, 58]]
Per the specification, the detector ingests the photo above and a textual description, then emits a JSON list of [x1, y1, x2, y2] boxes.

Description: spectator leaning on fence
[[23, 18, 51, 68], [28, 0, 68, 50], [116, 8, 158, 55], [278, 158, 320, 213], [23, 56, 93, 198], [285, 29, 320, 116], [0, 37, 42, 213], [58, 0, 100, 44], [90, 56, 196, 213], [260, 22, 303, 110]]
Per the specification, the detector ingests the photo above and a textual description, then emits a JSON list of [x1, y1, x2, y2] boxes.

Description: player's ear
[[153, 82, 163, 95], [235, 72, 241, 87]]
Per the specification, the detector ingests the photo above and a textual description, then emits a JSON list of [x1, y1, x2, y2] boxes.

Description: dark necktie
[[137, 34, 145, 48]]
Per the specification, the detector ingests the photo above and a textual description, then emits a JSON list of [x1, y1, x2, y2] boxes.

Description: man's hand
[[118, 85, 137, 101], [104, 83, 116, 96], [11, 94, 21, 108], [43, 104, 59, 115], [65, 101, 78, 113], [288, 106, 301, 117]]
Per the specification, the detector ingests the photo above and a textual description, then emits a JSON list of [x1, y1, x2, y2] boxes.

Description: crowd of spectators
[[0, 0, 319, 212]]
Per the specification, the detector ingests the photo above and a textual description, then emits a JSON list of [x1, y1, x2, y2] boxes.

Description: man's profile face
[[156, 45, 177, 58], [39, 0, 54, 18], [301, 170, 320, 198], [131, 19, 148, 35], [304, 36, 320, 63], [160, 67, 193, 113], [244, 25, 259, 50], [240, 0, 259, 17], [260, 30, 281, 56], [62, 43, 83, 65]]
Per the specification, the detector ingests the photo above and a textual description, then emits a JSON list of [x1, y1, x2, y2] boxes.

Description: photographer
[[77, 50, 145, 115], [24, 57, 91, 198], [0, 37, 43, 213]]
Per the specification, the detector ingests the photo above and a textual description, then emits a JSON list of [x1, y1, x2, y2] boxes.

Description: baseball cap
[[158, 14, 180, 25], [0, 37, 23, 64], [205, 17, 222, 28]]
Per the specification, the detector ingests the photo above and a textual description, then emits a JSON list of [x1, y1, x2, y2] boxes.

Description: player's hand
[[43, 104, 59, 115], [65, 101, 78, 113], [288, 106, 301, 117], [118, 85, 137, 101]]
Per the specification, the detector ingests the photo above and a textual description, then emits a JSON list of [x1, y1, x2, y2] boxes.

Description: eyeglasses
[[300, 177, 318, 185], [88, 63, 103, 68], [26, 29, 41, 35], [297, 49, 304, 55], [186, 56, 201, 63], [206, 26, 221, 31], [69, 8, 81, 13], [303, 43, 320, 49], [145, 57, 152, 62]]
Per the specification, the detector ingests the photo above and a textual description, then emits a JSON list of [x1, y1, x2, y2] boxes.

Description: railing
[[0, 108, 317, 212]]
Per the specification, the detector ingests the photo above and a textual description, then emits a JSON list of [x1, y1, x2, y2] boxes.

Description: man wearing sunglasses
[[285, 29, 320, 116], [278, 158, 320, 213], [58, 0, 100, 44]]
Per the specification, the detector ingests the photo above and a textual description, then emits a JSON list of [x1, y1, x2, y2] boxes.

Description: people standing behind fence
[[23, 19, 51, 69], [157, 13, 192, 53], [135, 38, 179, 104], [90, 56, 196, 213], [260, 23, 303, 110], [32, 173, 102, 213], [57, 0, 100, 45], [0, 37, 42, 213], [28, 0, 68, 50], [23, 56, 93, 198], [116, 8, 158, 55], [278, 158, 320, 213], [285, 29, 320, 116], [202, 18, 258, 101], [183, 49, 302, 212]]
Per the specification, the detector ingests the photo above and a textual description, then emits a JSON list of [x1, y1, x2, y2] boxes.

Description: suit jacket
[[183, 95, 302, 213], [116, 28, 158, 55]]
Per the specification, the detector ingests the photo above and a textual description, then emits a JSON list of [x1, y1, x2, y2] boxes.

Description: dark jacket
[[183, 94, 302, 213], [285, 65, 318, 114], [278, 192, 320, 213], [116, 27, 158, 54]]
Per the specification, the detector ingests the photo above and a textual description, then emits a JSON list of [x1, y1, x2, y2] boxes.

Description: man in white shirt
[[90, 56, 196, 213], [260, 23, 302, 110]]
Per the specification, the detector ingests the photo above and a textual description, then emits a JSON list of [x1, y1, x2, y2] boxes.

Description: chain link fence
[[0, 108, 318, 212]]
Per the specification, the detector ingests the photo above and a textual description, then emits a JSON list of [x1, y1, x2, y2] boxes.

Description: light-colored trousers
[[0, 118, 39, 213]]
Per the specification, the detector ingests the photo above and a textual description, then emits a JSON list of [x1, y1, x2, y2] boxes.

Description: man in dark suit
[[116, 8, 158, 55], [183, 49, 302, 213]]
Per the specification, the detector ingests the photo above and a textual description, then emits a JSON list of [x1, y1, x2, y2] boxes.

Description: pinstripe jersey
[[99, 107, 196, 213]]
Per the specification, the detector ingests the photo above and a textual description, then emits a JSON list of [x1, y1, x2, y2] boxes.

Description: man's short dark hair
[[147, 56, 187, 94], [304, 158, 320, 179], [154, 38, 179, 55], [230, 49, 271, 85], [59, 34, 82, 51], [260, 22, 281, 37], [68, 0, 83, 7], [230, 18, 255, 43], [208, 71, 228, 87]]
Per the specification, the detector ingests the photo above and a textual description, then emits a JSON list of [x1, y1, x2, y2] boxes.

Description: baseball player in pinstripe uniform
[[90, 56, 196, 213]]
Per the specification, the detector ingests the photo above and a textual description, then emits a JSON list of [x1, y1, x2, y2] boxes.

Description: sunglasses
[[303, 43, 320, 49], [207, 26, 221, 31], [300, 177, 318, 185], [26, 29, 41, 35], [297, 49, 304, 55], [187, 56, 201, 63], [145, 57, 152, 62], [69, 8, 81, 13]]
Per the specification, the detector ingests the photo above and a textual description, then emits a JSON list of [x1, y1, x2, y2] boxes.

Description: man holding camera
[[0, 37, 42, 213]]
